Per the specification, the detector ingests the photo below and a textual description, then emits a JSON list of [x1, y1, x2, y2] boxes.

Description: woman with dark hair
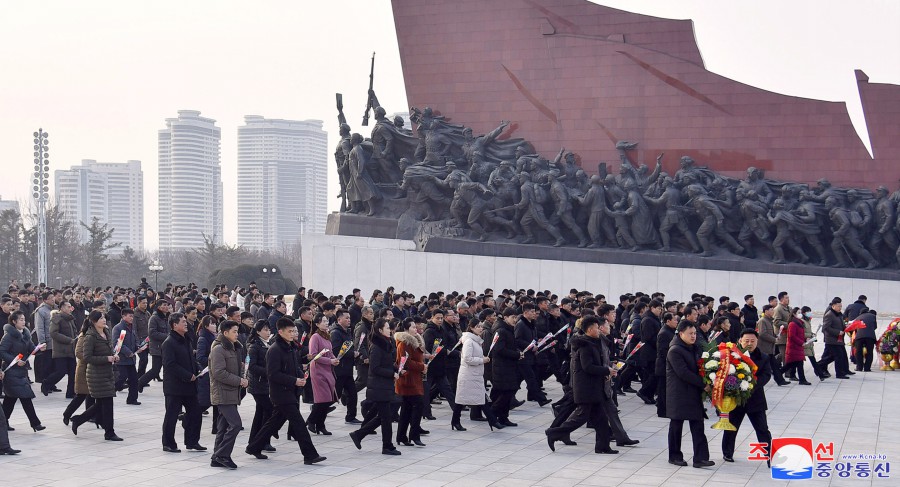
[[394, 318, 426, 447], [799, 306, 824, 380], [711, 316, 731, 345], [247, 320, 276, 452], [350, 318, 401, 455], [0, 311, 45, 431], [63, 319, 95, 426], [71, 310, 123, 441], [197, 315, 218, 429], [784, 307, 812, 385], [307, 313, 339, 435], [451, 320, 502, 431]]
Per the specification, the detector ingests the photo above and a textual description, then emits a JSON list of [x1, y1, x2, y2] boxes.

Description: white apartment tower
[[237, 116, 327, 252], [158, 110, 223, 250], [54, 160, 144, 252]]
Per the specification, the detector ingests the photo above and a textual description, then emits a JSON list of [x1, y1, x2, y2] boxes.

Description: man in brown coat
[[756, 305, 788, 386], [772, 292, 792, 379]]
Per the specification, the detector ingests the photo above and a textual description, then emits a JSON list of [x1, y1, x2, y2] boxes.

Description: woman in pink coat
[[784, 307, 811, 385], [307, 313, 339, 435]]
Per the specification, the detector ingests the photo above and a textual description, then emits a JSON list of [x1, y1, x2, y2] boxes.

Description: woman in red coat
[[394, 318, 426, 447], [784, 307, 811, 385]]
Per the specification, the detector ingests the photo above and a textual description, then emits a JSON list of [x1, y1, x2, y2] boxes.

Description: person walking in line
[[331, 309, 361, 425], [209, 320, 248, 469], [112, 308, 143, 405], [244, 317, 326, 465], [246, 320, 275, 453], [666, 320, 713, 468], [772, 292, 792, 380], [349, 318, 401, 455], [307, 313, 340, 435], [545, 316, 617, 454], [394, 318, 427, 447], [654, 312, 677, 418], [0, 369, 21, 454], [451, 320, 502, 431], [43, 300, 77, 397], [799, 306, 824, 379], [160, 312, 204, 453], [784, 308, 812, 385], [756, 304, 790, 386], [1, 311, 46, 431], [139, 300, 170, 389], [63, 320, 94, 426], [819, 298, 851, 379], [70, 311, 123, 441]]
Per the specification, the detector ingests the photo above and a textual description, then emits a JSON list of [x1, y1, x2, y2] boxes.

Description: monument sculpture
[[332, 91, 900, 271]]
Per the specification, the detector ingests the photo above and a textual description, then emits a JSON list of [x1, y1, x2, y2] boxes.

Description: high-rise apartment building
[[54, 160, 144, 252], [237, 116, 327, 252], [158, 110, 222, 250]]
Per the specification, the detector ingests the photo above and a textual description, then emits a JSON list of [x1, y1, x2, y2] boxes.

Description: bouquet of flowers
[[697, 341, 759, 431], [877, 318, 900, 370], [336, 340, 353, 360]]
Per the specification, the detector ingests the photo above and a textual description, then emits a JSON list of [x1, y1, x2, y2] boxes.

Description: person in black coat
[[545, 316, 617, 454], [722, 328, 773, 463], [666, 320, 713, 468], [514, 304, 549, 405], [854, 309, 878, 372], [490, 309, 521, 427], [160, 313, 204, 452], [654, 312, 678, 418], [1, 313, 45, 430], [349, 319, 400, 455], [422, 310, 457, 417], [331, 310, 360, 424], [245, 319, 326, 465], [637, 301, 664, 404], [819, 299, 851, 378], [246, 321, 275, 453], [726, 302, 744, 344]]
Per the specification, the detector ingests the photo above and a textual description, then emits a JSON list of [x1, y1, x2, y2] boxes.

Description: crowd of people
[[0, 280, 881, 470]]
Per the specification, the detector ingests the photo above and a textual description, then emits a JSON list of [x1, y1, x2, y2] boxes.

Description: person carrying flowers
[[720, 328, 773, 465]]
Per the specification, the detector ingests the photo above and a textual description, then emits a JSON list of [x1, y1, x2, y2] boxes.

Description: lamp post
[[148, 261, 163, 290], [32, 129, 50, 285]]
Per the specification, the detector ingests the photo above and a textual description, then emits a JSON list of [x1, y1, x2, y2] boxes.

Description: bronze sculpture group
[[334, 93, 900, 271]]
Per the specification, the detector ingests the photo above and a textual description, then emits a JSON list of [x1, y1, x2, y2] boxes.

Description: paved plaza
[[2, 341, 898, 487]]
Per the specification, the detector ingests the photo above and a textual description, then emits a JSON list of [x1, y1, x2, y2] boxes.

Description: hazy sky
[[1, 0, 898, 251]]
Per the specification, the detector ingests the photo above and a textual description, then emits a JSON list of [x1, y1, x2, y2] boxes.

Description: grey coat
[[50, 312, 78, 359], [147, 311, 168, 356], [822, 308, 845, 345], [209, 334, 243, 406]]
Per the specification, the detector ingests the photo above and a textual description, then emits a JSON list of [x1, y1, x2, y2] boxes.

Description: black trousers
[[74, 396, 115, 437], [115, 364, 139, 403], [819, 344, 850, 377], [769, 353, 787, 384], [162, 394, 201, 448], [335, 374, 358, 420], [307, 402, 334, 429], [355, 400, 394, 449], [668, 418, 709, 462], [63, 394, 94, 419], [249, 393, 273, 446], [397, 394, 423, 442], [721, 407, 772, 459], [638, 368, 658, 399], [601, 396, 630, 443], [615, 363, 637, 390], [247, 402, 320, 461], [137, 349, 149, 376], [33, 352, 51, 383], [3, 397, 41, 427], [855, 338, 876, 371], [490, 389, 516, 421], [655, 375, 667, 418], [546, 402, 611, 449], [518, 362, 546, 402], [44, 357, 76, 396], [784, 360, 807, 382], [354, 364, 368, 392], [139, 354, 162, 386], [426, 371, 456, 413]]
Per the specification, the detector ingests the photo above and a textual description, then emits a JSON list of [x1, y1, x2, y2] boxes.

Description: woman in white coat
[[451, 321, 502, 431]]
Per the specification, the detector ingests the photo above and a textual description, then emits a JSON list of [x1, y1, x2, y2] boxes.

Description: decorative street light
[[33, 129, 50, 285], [148, 261, 164, 290]]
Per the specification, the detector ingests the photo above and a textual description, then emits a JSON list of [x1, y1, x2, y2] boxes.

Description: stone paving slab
[[1, 342, 897, 486]]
